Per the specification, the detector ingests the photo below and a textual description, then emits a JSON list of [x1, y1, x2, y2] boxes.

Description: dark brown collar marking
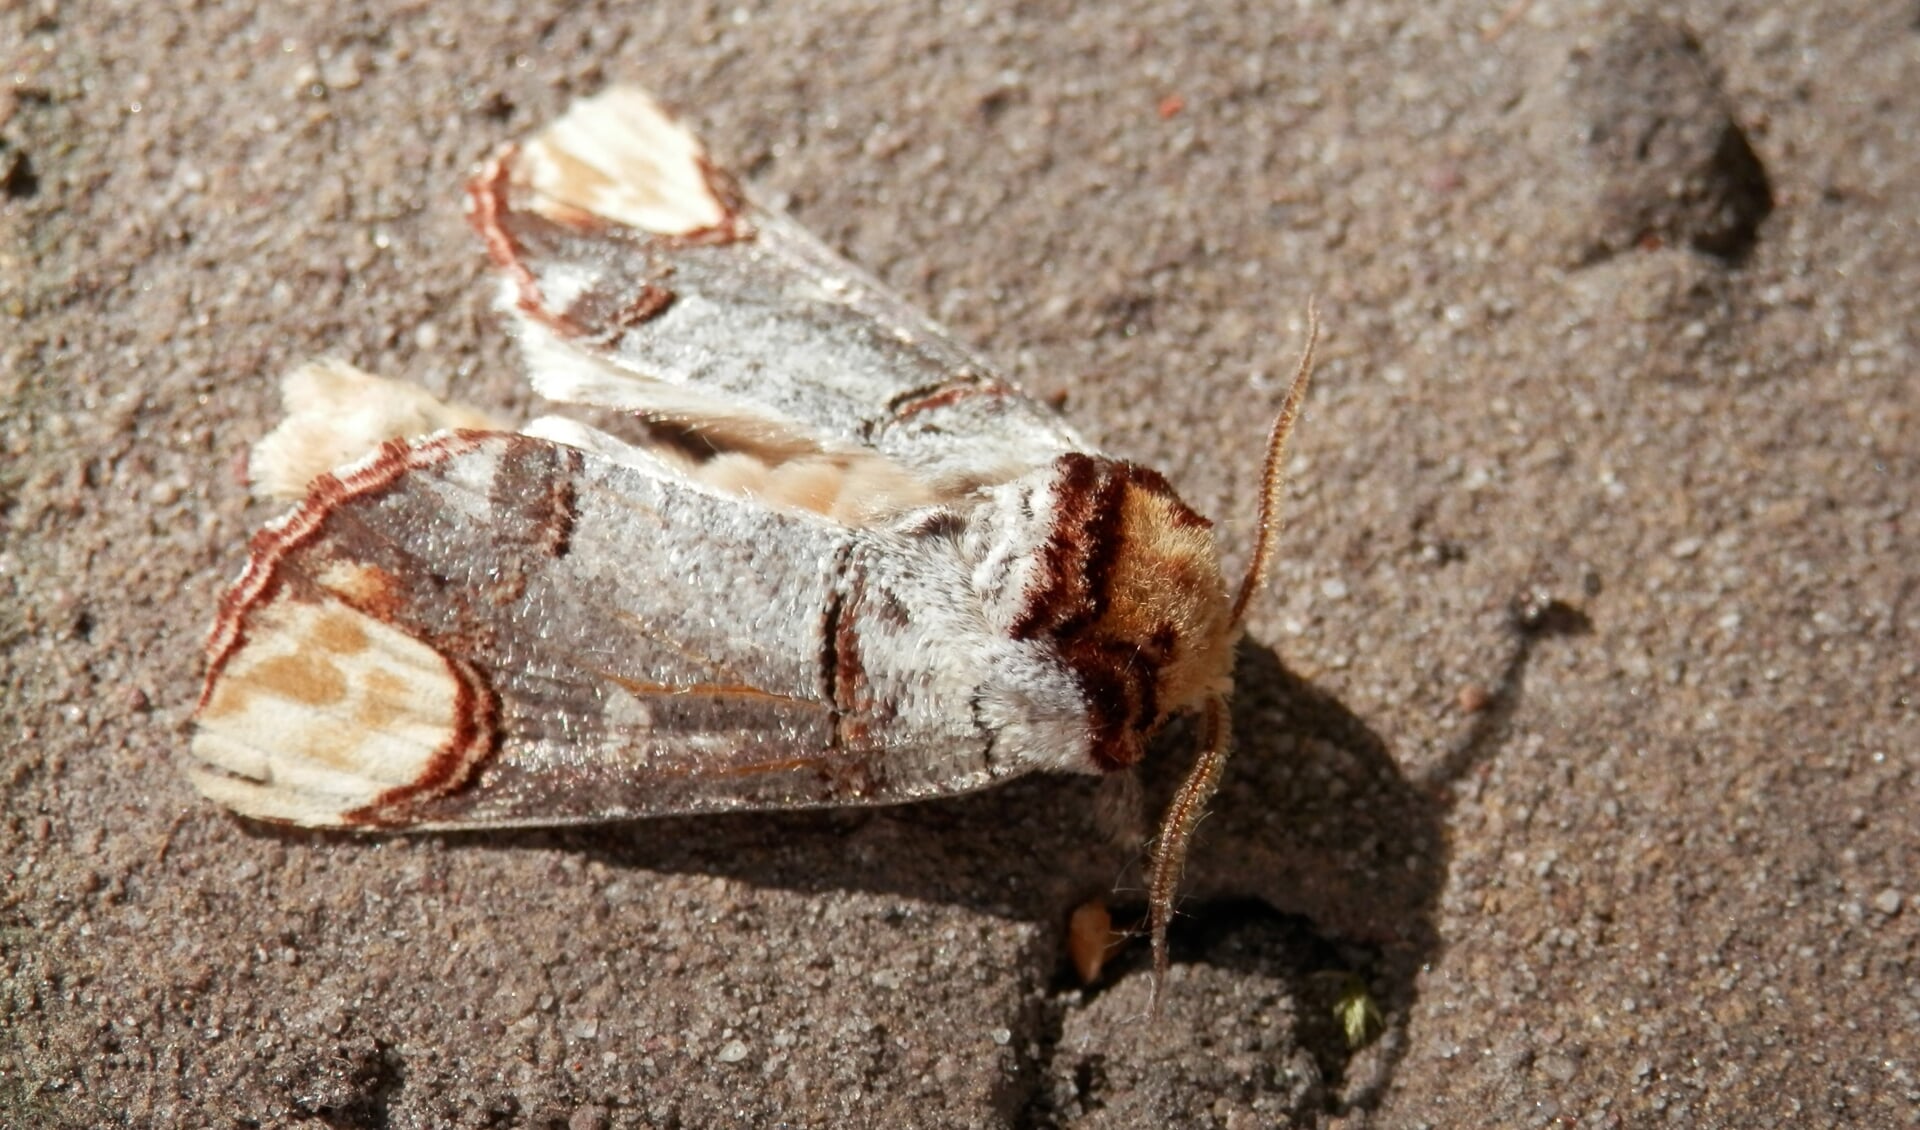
[[1011, 455, 1215, 771]]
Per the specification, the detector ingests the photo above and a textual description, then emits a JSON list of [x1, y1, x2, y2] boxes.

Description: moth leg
[[1092, 763, 1147, 848]]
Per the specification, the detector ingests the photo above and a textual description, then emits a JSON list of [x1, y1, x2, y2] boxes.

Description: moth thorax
[[995, 453, 1236, 772]]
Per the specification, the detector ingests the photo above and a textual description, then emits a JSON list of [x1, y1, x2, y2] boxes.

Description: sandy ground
[[2, 1, 1915, 1126]]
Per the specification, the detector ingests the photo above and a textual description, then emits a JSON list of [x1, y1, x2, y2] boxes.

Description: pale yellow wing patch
[[694, 451, 937, 526], [188, 587, 486, 826], [518, 87, 730, 236], [251, 361, 500, 502]]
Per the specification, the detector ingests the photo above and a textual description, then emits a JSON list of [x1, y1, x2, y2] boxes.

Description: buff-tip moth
[[187, 86, 1317, 1004]]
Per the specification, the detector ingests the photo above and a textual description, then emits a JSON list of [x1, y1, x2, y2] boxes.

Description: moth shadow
[[541, 646, 1439, 933], [549, 753, 1123, 934], [542, 642, 1445, 1096], [1139, 642, 1446, 1111], [1168, 641, 1446, 962]]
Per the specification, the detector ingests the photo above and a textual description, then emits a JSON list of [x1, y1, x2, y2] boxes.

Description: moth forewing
[[191, 84, 1317, 1008], [191, 431, 1118, 827], [471, 87, 1088, 497]]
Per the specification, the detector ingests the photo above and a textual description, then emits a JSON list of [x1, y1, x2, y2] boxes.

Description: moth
[[188, 87, 1317, 999]]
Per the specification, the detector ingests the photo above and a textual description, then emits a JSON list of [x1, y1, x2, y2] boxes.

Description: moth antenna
[[1145, 695, 1231, 1015], [1145, 304, 1318, 1011], [1229, 302, 1320, 629]]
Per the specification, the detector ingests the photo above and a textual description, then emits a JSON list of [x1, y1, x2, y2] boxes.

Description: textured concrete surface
[[2, 1, 1914, 1126]]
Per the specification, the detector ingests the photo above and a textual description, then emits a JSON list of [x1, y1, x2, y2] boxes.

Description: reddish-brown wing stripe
[[822, 544, 869, 753], [200, 431, 496, 712], [489, 435, 582, 560], [466, 148, 551, 318], [884, 378, 1015, 422]]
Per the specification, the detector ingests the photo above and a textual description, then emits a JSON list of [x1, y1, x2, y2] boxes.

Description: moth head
[[981, 454, 1237, 772]]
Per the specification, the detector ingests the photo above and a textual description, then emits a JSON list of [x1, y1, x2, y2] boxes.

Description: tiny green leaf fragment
[[1334, 974, 1384, 1049]]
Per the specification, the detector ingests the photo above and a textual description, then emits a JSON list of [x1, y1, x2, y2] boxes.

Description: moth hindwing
[[190, 86, 1317, 1000]]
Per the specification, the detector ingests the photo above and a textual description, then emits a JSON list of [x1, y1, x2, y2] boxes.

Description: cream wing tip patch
[[192, 591, 489, 827], [518, 85, 731, 236], [251, 361, 501, 501]]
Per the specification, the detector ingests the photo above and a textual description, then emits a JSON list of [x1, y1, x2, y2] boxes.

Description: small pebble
[[1538, 1052, 1577, 1082]]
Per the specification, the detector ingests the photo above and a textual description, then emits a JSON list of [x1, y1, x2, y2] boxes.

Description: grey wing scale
[[188, 432, 1016, 829]]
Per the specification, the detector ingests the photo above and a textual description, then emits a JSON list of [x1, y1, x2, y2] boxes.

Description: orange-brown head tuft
[[1012, 455, 1235, 771]]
